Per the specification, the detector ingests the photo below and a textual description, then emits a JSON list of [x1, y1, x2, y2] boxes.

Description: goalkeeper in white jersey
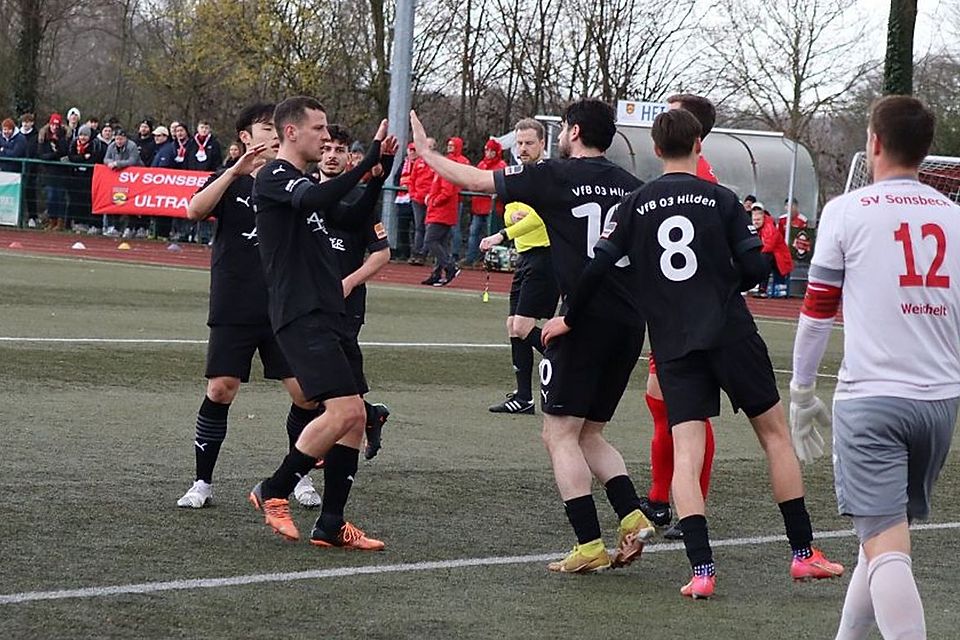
[[791, 95, 960, 640]]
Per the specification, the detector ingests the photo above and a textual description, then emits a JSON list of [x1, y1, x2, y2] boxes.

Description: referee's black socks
[[195, 396, 230, 483], [511, 337, 534, 402]]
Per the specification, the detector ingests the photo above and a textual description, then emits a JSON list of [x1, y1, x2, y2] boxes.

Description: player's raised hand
[[788, 380, 829, 463], [373, 119, 389, 142], [541, 316, 571, 347], [479, 233, 503, 252], [381, 135, 399, 156], [228, 143, 268, 176], [410, 111, 429, 154]]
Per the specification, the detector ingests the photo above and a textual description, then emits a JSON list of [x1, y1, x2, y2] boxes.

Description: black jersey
[[327, 186, 390, 323], [253, 159, 347, 331], [200, 170, 269, 326], [493, 157, 644, 326], [597, 172, 761, 361]]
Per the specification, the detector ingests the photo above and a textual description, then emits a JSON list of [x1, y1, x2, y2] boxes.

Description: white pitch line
[[1, 522, 956, 605], [0, 336, 840, 379]]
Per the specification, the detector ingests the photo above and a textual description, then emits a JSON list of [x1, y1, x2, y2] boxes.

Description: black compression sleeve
[[326, 176, 387, 230], [294, 140, 382, 212], [563, 246, 619, 328], [737, 246, 774, 291]]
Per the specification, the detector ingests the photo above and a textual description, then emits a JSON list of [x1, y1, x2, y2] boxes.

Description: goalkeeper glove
[[788, 380, 829, 464]]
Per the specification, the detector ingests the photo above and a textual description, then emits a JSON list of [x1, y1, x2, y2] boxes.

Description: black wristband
[[499, 229, 509, 242]]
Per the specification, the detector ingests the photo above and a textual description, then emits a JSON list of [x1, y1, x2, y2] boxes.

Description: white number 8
[[658, 215, 697, 281]]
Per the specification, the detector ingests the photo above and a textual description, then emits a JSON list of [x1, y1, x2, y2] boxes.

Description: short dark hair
[[869, 95, 934, 167], [651, 109, 702, 159], [274, 96, 326, 134], [562, 99, 617, 152], [667, 94, 715, 139], [327, 124, 352, 147], [515, 118, 545, 141], [744, 194, 757, 203], [235, 102, 275, 136]]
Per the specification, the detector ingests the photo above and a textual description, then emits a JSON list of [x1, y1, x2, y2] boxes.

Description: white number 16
[[571, 203, 630, 267]]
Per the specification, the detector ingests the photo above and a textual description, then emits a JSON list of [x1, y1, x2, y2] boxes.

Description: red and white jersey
[[696, 155, 718, 184], [811, 178, 960, 400]]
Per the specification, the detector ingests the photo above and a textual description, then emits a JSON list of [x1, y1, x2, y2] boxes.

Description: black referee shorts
[[656, 332, 781, 427], [274, 310, 360, 403], [205, 323, 293, 382], [509, 247, 560, 319], [540, 314, 644, 423]]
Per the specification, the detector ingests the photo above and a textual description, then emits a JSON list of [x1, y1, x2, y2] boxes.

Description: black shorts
[[274, 311, 360, 403], [540, 314, 644, 422], [205, 323, 293, 382], [656, 332, 780, 427], [509, 247, 560, 319], [340, 318, 369, 396]]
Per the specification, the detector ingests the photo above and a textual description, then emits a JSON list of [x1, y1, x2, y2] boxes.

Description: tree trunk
[[14, 0, 43, 114], [883, 0, 917, 95]]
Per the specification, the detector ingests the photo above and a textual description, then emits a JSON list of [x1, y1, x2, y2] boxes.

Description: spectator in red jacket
[[407, 137, 435, 265], [421, 136, 469, 286], [777, 197, 808, 238], [753, 203, 793, 298], [464, 138, 507, 266]]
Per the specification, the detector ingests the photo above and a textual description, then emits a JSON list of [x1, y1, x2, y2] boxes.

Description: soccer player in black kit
[[545, 108, 843, 598], [410, 100, 655, 573], [315, 124, 391, 460], [176, 102, 322, 510], [248, 96, 397, 549]]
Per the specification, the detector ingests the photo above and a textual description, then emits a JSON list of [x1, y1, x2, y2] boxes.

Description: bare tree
[[710, 0, 876, 141]]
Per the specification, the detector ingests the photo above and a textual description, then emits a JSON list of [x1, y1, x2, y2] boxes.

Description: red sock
[[646, 393, 673, 504], [700, 418, 715, 499]]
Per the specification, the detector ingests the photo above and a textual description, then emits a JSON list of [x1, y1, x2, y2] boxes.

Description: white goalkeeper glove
[[788, 380, 829, 464]]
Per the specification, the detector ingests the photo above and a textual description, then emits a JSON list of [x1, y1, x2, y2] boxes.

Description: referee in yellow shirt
[[480, 119, 560, 414]]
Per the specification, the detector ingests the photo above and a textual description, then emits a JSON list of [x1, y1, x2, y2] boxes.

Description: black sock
[[563, 495, 602, 544], [604, 475, 642, 520], [511, 337, 533, 401], [778, 497, 814, 554], [262, 447, 317, 499], [195, 396, 230, 483], [680, 514, 713, 569], [523, 326, 545, 355], [285, 404, 319, 452], [319, 444, 360, 531]]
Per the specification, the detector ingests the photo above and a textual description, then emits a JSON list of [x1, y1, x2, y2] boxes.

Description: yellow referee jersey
[[503, 202, 549, 252]]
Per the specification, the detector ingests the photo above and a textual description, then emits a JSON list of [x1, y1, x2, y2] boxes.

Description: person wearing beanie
[[464, 137, 506, 266], [136, 119, 156, 165], [66, 107, 81, 142]]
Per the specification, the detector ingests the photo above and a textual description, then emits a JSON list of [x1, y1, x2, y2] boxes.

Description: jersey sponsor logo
[[374, 222, 387, 239], [306, 212, 328, 234], [505, 164, 524, 176], [235, 195, 251, 208]]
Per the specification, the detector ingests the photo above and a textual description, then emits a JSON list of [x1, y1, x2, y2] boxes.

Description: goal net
[[845, 152, 960, 203]]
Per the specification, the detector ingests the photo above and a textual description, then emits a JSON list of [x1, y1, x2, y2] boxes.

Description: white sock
[[868, 552, 926, 639], [835, 547, 875, 640]]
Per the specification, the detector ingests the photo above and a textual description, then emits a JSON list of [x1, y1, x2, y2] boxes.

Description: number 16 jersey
[[598, 172, 761, 362], [494, 157, 644, 326]]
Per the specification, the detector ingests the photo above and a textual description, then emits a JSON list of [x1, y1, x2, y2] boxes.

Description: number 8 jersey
[[806, 178, 960, 401], [598, 172, 761, 361], [494, 157, 645, 326]]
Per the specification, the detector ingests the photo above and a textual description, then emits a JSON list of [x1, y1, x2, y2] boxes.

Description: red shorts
[[648, 352, 657, 375]]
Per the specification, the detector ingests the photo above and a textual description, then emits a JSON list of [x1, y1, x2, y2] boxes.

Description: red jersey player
[[638, 94, 719, 539]]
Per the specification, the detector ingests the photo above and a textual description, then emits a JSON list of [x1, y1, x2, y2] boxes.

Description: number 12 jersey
[[597, 172, 761, 361]]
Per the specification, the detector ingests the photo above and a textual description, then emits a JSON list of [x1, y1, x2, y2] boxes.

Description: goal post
[[845, 151, 960, 203]]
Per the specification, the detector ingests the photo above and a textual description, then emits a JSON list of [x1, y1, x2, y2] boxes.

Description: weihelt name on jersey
[[635, 193, 718, 215], [901, 302, 949, 317]]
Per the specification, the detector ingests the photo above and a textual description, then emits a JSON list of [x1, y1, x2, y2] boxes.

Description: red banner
[[91, 165, 211, 218]]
